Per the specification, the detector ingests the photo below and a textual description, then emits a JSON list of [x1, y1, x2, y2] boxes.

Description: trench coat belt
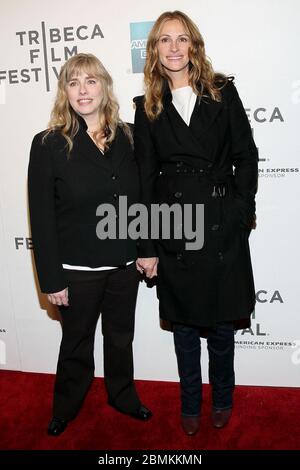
[[159, 162, 234, 199]]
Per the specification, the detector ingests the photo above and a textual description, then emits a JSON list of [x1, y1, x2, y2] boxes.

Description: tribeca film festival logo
[[247, 101, 299, 178], [130, 21, 154, 73], [235, 289, 287, 350], [0, 22, 104, 96], [235, 289, 300, 358]]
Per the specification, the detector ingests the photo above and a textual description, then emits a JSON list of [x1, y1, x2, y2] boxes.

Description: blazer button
[[113, 193, 118, 200], [174, 191, 182, 199], [111, 174, 117, 180], [211, 224, 220, 231]]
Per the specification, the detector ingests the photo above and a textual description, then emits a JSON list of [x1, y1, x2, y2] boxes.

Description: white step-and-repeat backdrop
[[1, 0, 299, 386]]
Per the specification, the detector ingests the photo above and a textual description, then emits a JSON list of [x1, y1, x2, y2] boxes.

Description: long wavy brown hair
[[45, 53, 132, 153], [144, 10, 228, 120]]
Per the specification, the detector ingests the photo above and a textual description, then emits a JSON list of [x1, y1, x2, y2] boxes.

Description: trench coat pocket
[[234, 197, 255, 230]]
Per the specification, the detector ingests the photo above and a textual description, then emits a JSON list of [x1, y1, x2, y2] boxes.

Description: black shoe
[[129, 405, 152, 421], [109, 401, 152, 421], [47, 417, 68, 436]]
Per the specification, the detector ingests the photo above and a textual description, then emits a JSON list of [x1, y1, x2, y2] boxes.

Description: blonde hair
[[45, 53, 132, 152], [144, 11, 228, 120]]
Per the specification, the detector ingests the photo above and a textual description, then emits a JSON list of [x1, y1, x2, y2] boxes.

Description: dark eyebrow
[[159, 33, 190, 37]]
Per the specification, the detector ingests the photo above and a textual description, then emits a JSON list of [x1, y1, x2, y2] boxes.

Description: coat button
[[176, 253, 183, 261], [211, 224, 220, 231], [113, 193, 118, 200], [111, 174, 117, 180], [174, 191, 182, 199]]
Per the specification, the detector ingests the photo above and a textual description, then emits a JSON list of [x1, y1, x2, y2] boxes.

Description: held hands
[[47, 288, 69, 307], [136, 257, 158, 279]]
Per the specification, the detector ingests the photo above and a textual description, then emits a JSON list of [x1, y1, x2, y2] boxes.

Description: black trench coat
[[133, 79, 258, 328]]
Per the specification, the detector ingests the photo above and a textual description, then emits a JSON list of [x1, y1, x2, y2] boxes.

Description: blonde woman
[[28, 53, 151, 436], [134, 11, 258, 435]]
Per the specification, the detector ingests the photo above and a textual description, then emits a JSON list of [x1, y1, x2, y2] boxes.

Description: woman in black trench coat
[[134, 11, 258, 435], [28, 53, 151, 436]]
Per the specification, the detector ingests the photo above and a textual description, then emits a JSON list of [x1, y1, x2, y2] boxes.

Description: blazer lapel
[[73, 115, 114, 172], [107, 127, 129, 171]]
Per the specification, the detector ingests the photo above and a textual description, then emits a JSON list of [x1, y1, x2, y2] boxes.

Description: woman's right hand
[[47, 288, 69, 306]]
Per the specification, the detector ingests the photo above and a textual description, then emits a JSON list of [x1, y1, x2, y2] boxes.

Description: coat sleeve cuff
[[137, 240, 157, 258]]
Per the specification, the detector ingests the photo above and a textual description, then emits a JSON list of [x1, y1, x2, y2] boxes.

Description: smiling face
[[156, 19, 191, 75], [65, 71, 103, 119]]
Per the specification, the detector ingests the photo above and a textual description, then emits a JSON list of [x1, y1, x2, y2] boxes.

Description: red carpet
[[0, 370, 299, 450]]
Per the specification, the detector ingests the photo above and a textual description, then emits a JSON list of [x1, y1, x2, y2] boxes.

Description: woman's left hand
[[136, 257, 158, 278]]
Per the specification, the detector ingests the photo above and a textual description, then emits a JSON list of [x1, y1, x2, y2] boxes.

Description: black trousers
[[53, 263, 141, 420], [173, 322, 235, 416]]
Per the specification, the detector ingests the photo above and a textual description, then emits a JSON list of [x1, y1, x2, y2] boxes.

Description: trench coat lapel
[[162, 81, 224, 162], [190, 93, 224, 136]]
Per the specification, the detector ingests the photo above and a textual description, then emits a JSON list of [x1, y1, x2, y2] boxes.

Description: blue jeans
[[173, 322, 235, 416]]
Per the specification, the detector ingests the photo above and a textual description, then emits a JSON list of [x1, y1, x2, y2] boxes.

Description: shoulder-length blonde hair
[[45, 53, 132, 153], [144, 10, 228, 121]]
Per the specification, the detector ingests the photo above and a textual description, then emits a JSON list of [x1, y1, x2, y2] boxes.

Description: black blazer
[[28, 117, 139, 294]]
